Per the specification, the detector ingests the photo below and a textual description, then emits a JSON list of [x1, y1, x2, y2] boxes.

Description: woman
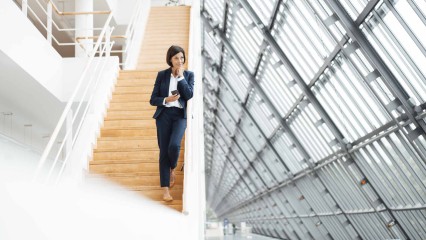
[[149, 45, 194, 201]]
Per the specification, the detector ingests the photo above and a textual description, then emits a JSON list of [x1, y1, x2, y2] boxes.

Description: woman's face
[[171, 52, 184, 68]]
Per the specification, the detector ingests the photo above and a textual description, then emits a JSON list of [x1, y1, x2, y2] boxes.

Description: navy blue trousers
[[155, 107, 186, 187]]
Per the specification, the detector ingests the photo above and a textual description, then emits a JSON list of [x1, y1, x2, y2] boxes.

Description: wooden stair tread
[[95, 171, 184, 177]]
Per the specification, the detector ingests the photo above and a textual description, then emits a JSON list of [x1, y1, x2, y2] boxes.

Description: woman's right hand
[[165, 94, 180, 103]]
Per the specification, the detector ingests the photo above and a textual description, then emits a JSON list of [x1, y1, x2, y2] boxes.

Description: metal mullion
[[372, 139, 418, 205], [335, 59, 378, 132], [217, 109, 235, 134], [231, 28, 258, 57], [395, 211, 421, 239], [342, 52, 390, 125], [385, 1, 426, 59], [367, 213, 390, 239], [215, 116, 270, 190], [354, 0, 368, 13], [321, 164, 362, 211], [290, 115, 323, 161], [383, 136, 426, 202], [347, 215, 370, 240], [229, 35, 254, 70], [331, 161, 371, 211], [247, 97, 270, 134], [340, 0, 359, 19], [296, 177, 333, 215], [209, 133, 234, 207], [278, 5, 322, 71], [407, 0, 426, 26], [394, 131, 426, 190], [233, 19, 260, 56], [248, 102, 272, 137], [202, 14, 366, 223], [269, 139, 301, 175], [360, 22, 406, 84], [325, 0, 426, 137], [218, 100, 286, 189], [370, 11, 426, 102], [328, 68, 368, 137], [361, 146, 407, 205], [303, 0, 341, 45], [359, 213, 387, 240], [239, 0, 363, 164], [273, 191, 314, 238], [299, 105, 335, 156], [315, 79, 358, 140], [275, 17, 317, 79], [265, 63, 297, 109], [330, 163, 369, 211], [208, 58, 306, 175], [300, 105, 336, 157], [253, 159, 277, 188], [260, 71, 292, 116], [349, 150, 402, 215], [291, 0, 329, 60], [306, 0, 393, 128], [236, 11, 264, 46]]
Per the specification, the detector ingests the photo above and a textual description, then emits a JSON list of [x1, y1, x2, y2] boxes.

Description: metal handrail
[[33, 11, 115, 182]]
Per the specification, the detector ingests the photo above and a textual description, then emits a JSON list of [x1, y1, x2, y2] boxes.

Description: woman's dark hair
[[166, 45, 186, 67]]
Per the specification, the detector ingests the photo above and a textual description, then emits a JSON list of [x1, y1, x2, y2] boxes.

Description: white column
[[75, 0, 93, 57]]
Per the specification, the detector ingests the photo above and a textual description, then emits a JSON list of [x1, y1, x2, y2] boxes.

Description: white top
[[163, 74, 184, 108]]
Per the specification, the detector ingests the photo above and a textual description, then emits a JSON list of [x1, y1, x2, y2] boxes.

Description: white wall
[[0, 0, 63, 100], [182, 0, 206, 239], [0, 133, 41, 181]]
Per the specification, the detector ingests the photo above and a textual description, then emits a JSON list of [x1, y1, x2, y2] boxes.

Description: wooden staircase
[[89, 6, 191, 212]]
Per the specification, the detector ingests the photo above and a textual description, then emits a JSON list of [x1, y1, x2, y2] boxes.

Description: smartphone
[[171, 90, 179, 95]]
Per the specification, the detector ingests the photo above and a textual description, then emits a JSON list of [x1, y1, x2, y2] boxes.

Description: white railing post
[[66, 110, 73, 165], [22, 0, 28, 16], [47, 1, 53, 44], [105, 26, 111, 57]]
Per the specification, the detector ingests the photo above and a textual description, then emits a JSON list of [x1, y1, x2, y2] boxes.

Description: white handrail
[[120, 0, 147, 69], [44, 39, 115, 183], [33, 11, 115, 182]]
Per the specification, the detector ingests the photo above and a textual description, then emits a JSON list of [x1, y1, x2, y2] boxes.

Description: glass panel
[[311, 54, 392, 142], [246, 92, 280, 138], [352, 131, 426, 207], [339, 0, 368, 20], [204, 0, 225, 28], [247, 0, 277, 26], [271, 128, 307, 174], [226, 3, 262, 71], [361, 1, 426, 106], [288, 100, 338, 162], [273, 0, 339, 83], [257, 50, 302, 117]]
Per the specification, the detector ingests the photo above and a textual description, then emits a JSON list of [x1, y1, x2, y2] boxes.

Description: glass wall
[[202, 0, 426, 239]]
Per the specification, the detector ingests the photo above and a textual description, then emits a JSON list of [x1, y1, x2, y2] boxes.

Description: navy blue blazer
[[150, 68, 194, 119]]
